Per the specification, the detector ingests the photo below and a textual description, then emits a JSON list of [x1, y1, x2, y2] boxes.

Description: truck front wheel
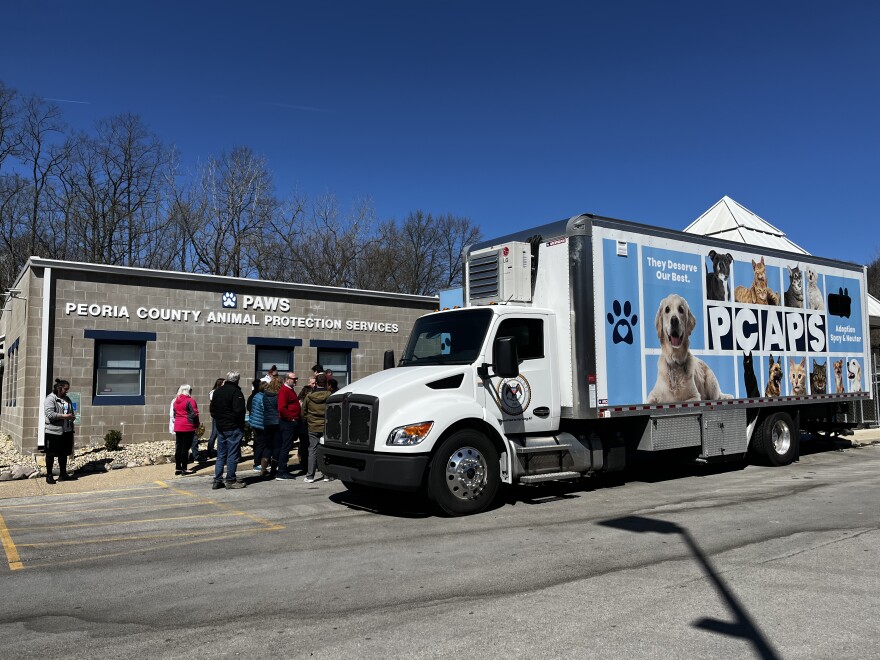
[[752, 411, 798, 466], [428, 430, 500, 516]]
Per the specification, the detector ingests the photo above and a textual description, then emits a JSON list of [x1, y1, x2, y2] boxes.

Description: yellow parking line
[[0, 500, 211, 518], [8, 510, 243, 533], [21, 525, 282, 570], [0, 492, 174, 510], [0, 512, 24, 571], [17, 525, 284, 548], [155, 480, 283, 530]]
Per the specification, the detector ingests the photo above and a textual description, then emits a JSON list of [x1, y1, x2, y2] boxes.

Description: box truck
[[318, 213, 872, 515]]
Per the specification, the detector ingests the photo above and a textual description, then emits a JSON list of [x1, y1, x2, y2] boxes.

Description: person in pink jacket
[[172, 384, 200, 475]]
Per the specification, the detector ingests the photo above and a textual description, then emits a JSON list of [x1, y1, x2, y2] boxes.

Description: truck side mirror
[[383, 350, 395, 370], [494, 337, 519, 378]]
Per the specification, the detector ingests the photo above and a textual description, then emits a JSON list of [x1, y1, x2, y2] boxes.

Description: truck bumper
[[317, 446, 430, 492]]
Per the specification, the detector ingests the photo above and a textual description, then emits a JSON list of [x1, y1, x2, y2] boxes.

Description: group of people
[[40, 363, 339, 488], [168, 364, 339, 489]]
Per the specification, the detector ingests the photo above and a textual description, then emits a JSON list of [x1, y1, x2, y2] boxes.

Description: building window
[[311, 340, 358, 388], [85, 331, 155, 405], [4, 339, 19, 408], [256, 346, 294, 379], [495, 318, 544, 360], [248, 337, 303, 381]]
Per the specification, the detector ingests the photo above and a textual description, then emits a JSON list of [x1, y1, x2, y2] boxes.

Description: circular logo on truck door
[[497, 376, 531, 415]]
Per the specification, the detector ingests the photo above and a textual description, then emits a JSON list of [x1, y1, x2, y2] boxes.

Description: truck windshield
[[399, 308, 493, 366]]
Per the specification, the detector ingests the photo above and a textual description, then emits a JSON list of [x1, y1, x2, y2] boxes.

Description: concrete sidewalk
[[1, 428, 877, 500], [0, 457, 238, 500]]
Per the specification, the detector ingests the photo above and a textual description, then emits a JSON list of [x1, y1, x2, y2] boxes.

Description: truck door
[[482, 315, 557, 434]]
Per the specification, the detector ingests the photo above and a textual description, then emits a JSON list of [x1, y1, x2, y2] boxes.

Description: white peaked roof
[[683, 195, 808, 254], [685, 196, 880, 326]]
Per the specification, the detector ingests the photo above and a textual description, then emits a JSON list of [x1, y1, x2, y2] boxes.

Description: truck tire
[[428, 430, 500, 516], [751, 411, 798, 466]]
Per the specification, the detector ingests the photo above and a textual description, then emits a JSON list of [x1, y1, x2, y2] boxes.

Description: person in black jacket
[[209, 370, 247, 490]]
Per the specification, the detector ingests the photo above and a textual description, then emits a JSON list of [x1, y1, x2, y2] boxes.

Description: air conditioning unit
[[468, 241, 532, 304]]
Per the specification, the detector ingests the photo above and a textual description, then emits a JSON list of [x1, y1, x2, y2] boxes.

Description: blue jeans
[[214, 427, 243, 483], [278, 420, 299, 475], [207, 417, 219, 453], [191, 434, 202, 462]]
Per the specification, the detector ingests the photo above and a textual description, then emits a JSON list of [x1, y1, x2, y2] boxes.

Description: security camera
[[5, 289, 22, 297]]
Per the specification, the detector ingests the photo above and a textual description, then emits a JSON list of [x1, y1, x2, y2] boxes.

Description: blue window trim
[[247, 337, 303, 347], [309, 339, 359, 349], [5, 337, 19, 407], [86, 330, 154, 406], [85, 330, 157, 342]]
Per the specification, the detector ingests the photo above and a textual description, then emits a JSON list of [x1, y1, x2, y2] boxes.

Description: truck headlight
[[387, 421, 434, 446]]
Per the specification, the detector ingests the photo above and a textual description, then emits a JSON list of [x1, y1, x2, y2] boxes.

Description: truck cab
[[318, 303, 566, 514]]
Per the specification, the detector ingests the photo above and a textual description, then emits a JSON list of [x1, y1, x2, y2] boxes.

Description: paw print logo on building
[[607, 299, 638, 345], [222, 292, 237, 308]]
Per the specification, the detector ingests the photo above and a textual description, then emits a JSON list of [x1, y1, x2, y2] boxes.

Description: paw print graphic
[[222, 292, 237, 308], [607, 299, 638, 345]]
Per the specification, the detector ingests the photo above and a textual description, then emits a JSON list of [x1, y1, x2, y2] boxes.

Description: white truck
[[318, 213, 872, 515]]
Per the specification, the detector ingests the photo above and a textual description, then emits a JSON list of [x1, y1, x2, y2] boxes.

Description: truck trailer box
[[466, 214, 871, 418]]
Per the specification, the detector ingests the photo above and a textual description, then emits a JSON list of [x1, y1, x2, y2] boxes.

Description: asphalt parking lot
[[0, 435, 878, 659], [0, 478, 284, 571]]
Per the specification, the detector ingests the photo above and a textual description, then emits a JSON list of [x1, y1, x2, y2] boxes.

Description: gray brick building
[[0, 258, 437, 452]]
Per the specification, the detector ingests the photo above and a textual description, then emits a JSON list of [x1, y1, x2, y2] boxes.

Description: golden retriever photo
[[646, 294, 733, 403]]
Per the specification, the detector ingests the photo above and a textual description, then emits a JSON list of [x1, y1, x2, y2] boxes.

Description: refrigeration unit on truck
[[317, 213, 872, 515]]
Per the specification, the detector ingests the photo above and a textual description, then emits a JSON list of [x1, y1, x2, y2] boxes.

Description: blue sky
[[2, 1, 878, 264]]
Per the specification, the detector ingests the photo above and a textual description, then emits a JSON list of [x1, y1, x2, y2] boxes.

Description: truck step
[[518, 471, 582, 483], [514, 444, 572, 454]]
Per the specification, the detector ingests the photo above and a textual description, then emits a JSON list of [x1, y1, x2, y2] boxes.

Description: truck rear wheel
[[752, 411, 798, 466], [428, 430, 499, 516]]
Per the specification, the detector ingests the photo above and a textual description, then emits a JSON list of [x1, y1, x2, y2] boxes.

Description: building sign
[[63, 291, 401, 333]]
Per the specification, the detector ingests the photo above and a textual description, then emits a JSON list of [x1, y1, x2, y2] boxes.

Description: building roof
[[685, 196, 880, 326], [683, 196, 808, 254], [9, 257, 438, 306]]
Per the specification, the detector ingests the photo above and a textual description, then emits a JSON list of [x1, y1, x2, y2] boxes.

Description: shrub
[[103, 429, 122, 451]]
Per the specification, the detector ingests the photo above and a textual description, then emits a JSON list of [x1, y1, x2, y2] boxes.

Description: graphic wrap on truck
[[595, 230, 868, 407]]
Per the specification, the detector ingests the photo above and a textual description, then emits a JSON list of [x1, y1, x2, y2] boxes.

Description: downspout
[[37, 267, 51, 447]]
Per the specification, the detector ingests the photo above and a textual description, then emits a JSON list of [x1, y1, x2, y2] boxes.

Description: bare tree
[[17, 96, 69, 258], [60, 114, 169, 266], [371, 211, 480, 295], [0, 82, 20, 168], [184, 146, 277, 278], [434, 213, 482, 289]]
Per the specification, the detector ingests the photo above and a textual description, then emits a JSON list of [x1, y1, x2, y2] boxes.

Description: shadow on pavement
[[599, 515, 781, 660], [328, 488, 432, 519]]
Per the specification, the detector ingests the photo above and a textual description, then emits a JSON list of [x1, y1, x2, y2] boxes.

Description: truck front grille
[[324, 394, 378, 450]]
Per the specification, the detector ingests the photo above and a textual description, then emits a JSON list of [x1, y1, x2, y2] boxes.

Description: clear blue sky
[[2, 1, 878, 264]]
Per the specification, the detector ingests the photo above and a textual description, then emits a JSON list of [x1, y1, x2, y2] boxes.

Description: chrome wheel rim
[[445, 446, 487, 501], [771, 419, 791, 455]]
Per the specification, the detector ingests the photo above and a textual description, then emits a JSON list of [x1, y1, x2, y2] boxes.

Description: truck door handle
[[534, 407, 550, 418]]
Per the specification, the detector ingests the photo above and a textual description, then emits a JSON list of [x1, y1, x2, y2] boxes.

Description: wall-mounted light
[[2, 288, 26, 312]]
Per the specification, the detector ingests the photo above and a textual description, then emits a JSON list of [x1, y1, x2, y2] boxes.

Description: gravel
[[0, 432, 220, 478]]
